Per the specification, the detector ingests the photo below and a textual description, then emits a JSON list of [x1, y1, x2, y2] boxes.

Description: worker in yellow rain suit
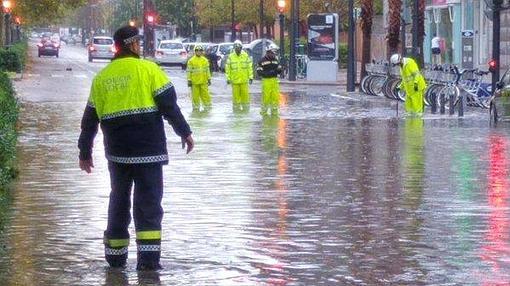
[[390, 54, 427, 114], [257, 44, 282, 116], [225, 40, 253, 113], [187, 45, 211, 112]]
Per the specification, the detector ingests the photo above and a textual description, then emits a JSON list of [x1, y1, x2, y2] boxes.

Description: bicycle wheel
[[360, 75, 371, 94], [369, 76, 386, 97]]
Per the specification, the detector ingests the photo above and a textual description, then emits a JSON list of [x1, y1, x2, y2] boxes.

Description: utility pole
[[143, 0, 156, 57], [492, 0, 502, 92], [347, 0, 355, 91]]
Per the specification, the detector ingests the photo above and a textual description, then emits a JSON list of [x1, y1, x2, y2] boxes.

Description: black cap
[[113, 26, 141, 46]]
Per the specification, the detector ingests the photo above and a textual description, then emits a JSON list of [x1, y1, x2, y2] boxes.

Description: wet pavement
[[1, 42, 510, 285]]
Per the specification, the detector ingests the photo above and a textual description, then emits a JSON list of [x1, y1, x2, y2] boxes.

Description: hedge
[[0, 42, 28, 73], [0, 41, 25, 234]]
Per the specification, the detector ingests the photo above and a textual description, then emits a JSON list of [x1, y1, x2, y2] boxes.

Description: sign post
[[306, 13, 339, 82], [461, 30, 474, 69]]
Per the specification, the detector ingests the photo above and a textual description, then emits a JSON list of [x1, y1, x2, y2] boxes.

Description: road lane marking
[[51, 74, 64, 78], [330, 93, 361, 101], [73, 74, 88, 78]]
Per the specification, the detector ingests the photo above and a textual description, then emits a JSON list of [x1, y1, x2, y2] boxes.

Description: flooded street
[[1, 43, 510, 285]]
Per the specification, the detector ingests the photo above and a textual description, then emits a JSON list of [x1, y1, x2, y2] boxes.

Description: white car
[[88, 36, 115, 62], [155, 40, 188, 68]]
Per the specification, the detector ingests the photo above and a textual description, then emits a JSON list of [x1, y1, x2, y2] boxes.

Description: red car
[[37, 37, 60, 58]]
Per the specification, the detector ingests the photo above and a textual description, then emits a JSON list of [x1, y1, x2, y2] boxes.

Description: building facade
[[424, 0, 510, 70]]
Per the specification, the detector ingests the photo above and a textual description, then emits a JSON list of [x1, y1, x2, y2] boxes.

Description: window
[[94, 38, 113, 45], [159, 43, 183, 49]]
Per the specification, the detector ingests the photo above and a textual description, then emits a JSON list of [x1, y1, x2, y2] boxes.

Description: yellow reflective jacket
[[400, 58, 427, 93], [79, 56, 191, 164], [187, 55, 211, 85], [89, 57, 169, 120], [225, 51, 253, 84]]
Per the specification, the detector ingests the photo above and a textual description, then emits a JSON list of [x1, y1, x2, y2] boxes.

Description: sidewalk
[[279, 68, 360, 86]]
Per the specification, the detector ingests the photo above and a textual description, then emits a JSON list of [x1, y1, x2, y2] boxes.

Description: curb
[[280, 80, 345, 86]]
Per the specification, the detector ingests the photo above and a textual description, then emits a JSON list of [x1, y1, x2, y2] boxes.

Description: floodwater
[[1, 90, 510, 285]]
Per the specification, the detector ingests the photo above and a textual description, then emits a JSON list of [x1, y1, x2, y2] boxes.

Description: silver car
[[155, 40, 188, 69], [490, 69, 510, 123], [88, 36, 115, 62]]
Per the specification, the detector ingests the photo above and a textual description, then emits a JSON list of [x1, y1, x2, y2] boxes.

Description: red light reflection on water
[[481, 135, 510, 285]]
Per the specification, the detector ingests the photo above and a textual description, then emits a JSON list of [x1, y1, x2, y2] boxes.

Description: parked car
[[155, 40, 188, 69], [205, 42, 234, 72], [37, 36, 60, 58], [88, 36, 115, 62], [490, 69, 510, 123], [183, 42, 211, 65], [243, 39, 278, 64]]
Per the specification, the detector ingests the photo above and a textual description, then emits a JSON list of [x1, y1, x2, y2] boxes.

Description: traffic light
[[147, 15, 155, 25], [489, 59, 498, 73]]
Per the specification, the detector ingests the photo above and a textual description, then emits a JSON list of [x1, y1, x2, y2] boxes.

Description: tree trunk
[[417, 0, 425, 67], [0, 12, 4, 47], [360, 0, 373, 79], [387, 0, 401, 58]]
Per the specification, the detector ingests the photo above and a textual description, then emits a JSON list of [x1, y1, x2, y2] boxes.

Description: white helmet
[[266, 43, 279, 53], [390, 54, 402, 65], [233, 40, 243, 48]]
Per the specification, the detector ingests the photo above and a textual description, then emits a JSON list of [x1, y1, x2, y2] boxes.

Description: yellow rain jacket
[[400, 58, 427, 113], [225, 51, 253, 84], [187, 55, 211, 85]]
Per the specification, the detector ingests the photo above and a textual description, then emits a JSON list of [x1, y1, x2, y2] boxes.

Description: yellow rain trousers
[[187, 55, 211, 111], [232, 83, 250, 112], [225, 51, 253, 112], [261, 77, 280, 115], [400, 58, 427, 114]]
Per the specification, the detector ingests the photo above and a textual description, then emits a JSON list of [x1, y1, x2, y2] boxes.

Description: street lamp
[[347, 0, 355, 91], [277, 0, 285, 75], [231, 0, 235, 41], [2, 0, 11, 12], [3, 0, 12, 45]]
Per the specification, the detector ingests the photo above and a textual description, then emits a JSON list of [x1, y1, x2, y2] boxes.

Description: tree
[[360, 0, 373, 79], [155, 0, 194, 36], [387, 0, 401, 57], [15, 0, 86, 26]]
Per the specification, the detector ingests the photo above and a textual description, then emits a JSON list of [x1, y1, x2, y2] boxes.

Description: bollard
[[458, 91, 464, 117], [431, 92, 437, 114], [440, 93, 446, 114], [449, 92, 455, 115]]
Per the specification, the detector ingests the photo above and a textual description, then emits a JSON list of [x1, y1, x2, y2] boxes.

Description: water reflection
[[252, 115, 291, 285], [6, 90, 510, 284], [481, 134, 510, 285]]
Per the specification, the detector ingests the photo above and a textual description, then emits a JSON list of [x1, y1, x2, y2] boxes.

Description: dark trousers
[[104, 161, 164, 269]]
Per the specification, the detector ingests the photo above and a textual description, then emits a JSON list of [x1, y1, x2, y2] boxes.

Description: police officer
[[225, 40, 253, 113], [78, 26, 194, 271], [390, 54, 427, 114], [187, 45, 212, 112], [257, 44, 282, 116]]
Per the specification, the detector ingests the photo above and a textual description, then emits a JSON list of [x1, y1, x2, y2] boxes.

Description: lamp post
[[492, 0, 502, 92], [288, 0, 296, 81], [347, 0, 355, 91], [277, 0, 285, 76], [260, 0, 264, 38], [231, 0, 235, 41], [3, 0, 11, 45]]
